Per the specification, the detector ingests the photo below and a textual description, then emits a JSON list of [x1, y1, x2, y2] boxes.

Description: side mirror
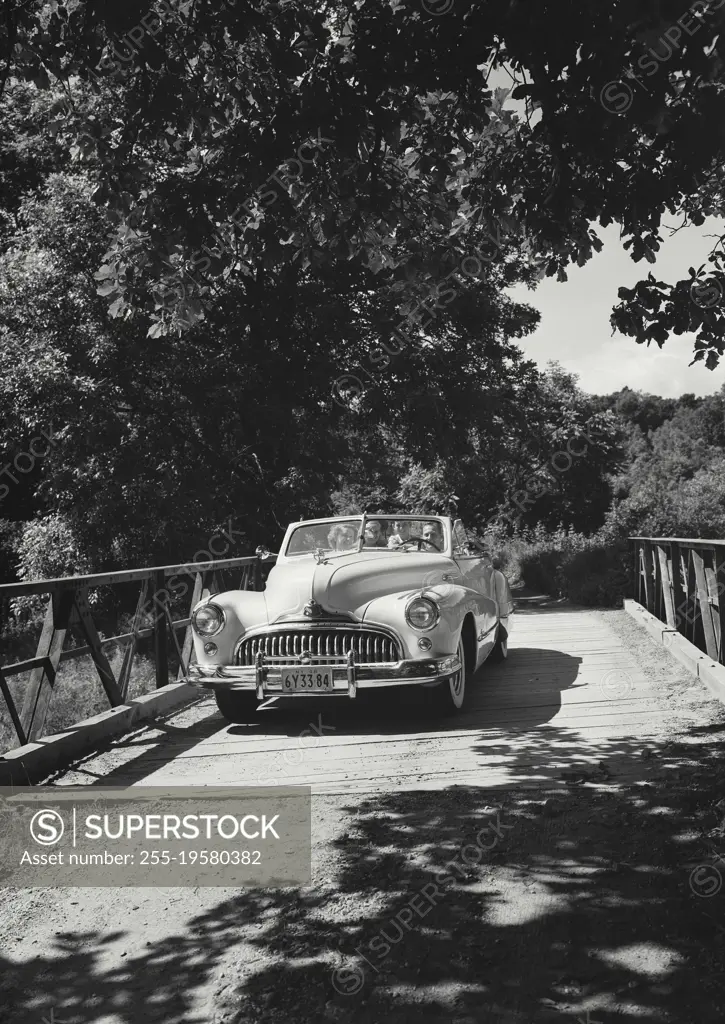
[[255, 545, 270, 559]]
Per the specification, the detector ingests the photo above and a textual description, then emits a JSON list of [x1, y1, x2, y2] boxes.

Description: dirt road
[[1, 607, 724, 1023]]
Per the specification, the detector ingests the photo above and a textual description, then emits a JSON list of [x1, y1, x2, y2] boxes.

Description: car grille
[[237, 629, 401, 666]]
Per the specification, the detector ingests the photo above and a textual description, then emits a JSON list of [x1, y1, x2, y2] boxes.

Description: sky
[[488, 69, 723, 400], [506, 218, 724, 400]]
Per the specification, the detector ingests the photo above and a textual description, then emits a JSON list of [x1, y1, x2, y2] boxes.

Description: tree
[[0, 125, 545, 569], [3, 0, 724, 363], [494, 364, 626, 535], [591, 388, 679, 436], [602, 382, 725, 539]]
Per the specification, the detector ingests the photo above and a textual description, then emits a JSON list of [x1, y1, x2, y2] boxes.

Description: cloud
[[508, 221, 725, 397]]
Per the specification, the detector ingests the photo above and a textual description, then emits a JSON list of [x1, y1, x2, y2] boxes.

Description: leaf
[[147, 321, 167, 339]]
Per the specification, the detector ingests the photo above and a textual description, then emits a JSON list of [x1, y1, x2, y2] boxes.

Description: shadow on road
[[2, 721, 724, 1023]]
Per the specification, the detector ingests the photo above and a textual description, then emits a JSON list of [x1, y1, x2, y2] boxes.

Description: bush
[[493, 526, 631, 607], [520, 544, 566, 595], [562, 541, 631, 606], [11, 513, 92, 623]]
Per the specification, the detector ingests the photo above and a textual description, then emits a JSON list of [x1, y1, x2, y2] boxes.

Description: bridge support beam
[[20, 590, 75, 744], [0, 681, 200, 787], [153, 569, 169, 689]]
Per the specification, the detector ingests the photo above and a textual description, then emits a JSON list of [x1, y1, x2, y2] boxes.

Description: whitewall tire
[[430, 636, 469, 714]]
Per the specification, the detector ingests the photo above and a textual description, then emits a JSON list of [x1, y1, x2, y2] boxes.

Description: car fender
[[363, 583, 490, 661], [429, 578, 501, 670], [492, 569, 514, 636], [190, 590, 267, 666]]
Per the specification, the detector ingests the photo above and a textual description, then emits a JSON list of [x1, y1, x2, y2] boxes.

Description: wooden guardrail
[[631, 536, 725, 664], [0, 553, 276, 751]]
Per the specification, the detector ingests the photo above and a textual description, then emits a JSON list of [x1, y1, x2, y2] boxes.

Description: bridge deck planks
[[54, 607, 714, 794]]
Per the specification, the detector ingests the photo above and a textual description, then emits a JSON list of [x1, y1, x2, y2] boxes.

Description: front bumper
[[187, 652, 461, 700]]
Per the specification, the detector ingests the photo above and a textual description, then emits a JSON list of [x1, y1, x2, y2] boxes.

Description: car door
[[452, 520, 498, 664]]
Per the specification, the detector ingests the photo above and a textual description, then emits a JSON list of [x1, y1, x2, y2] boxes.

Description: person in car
[[388, 520, 413, 547], [421, 521, 444, 550], [328, 524, 357, 551], [363, 521, 386, 547]]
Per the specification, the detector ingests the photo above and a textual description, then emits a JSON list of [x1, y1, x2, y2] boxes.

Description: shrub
[[562, 541, 631, 606], [11, 513, 92, 623], [499, 527, 631, 607], [519, 544, 567, 595]]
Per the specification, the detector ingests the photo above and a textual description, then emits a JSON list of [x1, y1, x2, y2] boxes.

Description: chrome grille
[[237, 629, 401, 666]]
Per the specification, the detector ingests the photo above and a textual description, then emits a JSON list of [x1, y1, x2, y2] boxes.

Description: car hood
[[263, 550, 457, 622]]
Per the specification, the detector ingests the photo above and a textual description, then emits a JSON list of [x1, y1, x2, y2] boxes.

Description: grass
[[0, 645, 157, 755]]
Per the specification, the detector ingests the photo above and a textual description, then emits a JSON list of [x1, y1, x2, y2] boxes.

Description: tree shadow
[[3, 722, 724, 1023], [218, 644, 581, 739]]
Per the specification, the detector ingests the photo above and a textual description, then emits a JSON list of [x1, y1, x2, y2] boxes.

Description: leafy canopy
[[3, 0, 724, 360]]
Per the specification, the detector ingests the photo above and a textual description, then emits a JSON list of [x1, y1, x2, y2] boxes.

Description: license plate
[[280, 669, 334, 693]]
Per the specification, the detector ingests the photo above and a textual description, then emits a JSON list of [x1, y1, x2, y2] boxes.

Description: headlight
[[405, 596, 440, 631], [192, 603, 225, 637]]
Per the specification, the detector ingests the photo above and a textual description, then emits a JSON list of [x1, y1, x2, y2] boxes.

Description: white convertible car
[[187, 514, 513, 720]]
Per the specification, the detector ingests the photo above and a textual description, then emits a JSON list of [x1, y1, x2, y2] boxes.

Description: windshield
[[284, 518, 447, 556]]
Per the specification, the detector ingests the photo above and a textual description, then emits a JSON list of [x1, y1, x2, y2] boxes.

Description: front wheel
[[489, 624, 508, 663], [429, 636, 469, 715], [214, 689, 259, 723]]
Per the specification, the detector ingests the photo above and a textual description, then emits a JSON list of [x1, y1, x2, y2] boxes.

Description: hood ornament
[[314, 547, 329, 565], [303, 599, 323, 618]]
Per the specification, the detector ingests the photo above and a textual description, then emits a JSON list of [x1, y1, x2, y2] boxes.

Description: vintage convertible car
[[187, 514, 514, 721]]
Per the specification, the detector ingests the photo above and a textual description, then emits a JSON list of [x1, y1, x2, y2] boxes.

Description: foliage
[[15, 511, 91, 582], [483, 381, 725, 606], [0, 519, 21, 582], [1, 1, 723, 361], [2, 5, 725, 616], [0, 108, 554, 575], [9, 512, 92, 621], [501, 527, 631, 607], [395, 462, 452, 516], [494, 364, 626, 535], [597, 385, 725, 541]]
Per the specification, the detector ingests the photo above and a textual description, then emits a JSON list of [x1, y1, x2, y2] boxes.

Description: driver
[[388, 520, 412, 548], [421, 521, 444, 551]]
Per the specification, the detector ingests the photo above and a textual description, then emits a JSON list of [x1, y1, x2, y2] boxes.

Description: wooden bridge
[[1, 535, 724, 786], [36, 601, 717, 795], [0, 552, 271, 753], [2, 538, 725, 1024]]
